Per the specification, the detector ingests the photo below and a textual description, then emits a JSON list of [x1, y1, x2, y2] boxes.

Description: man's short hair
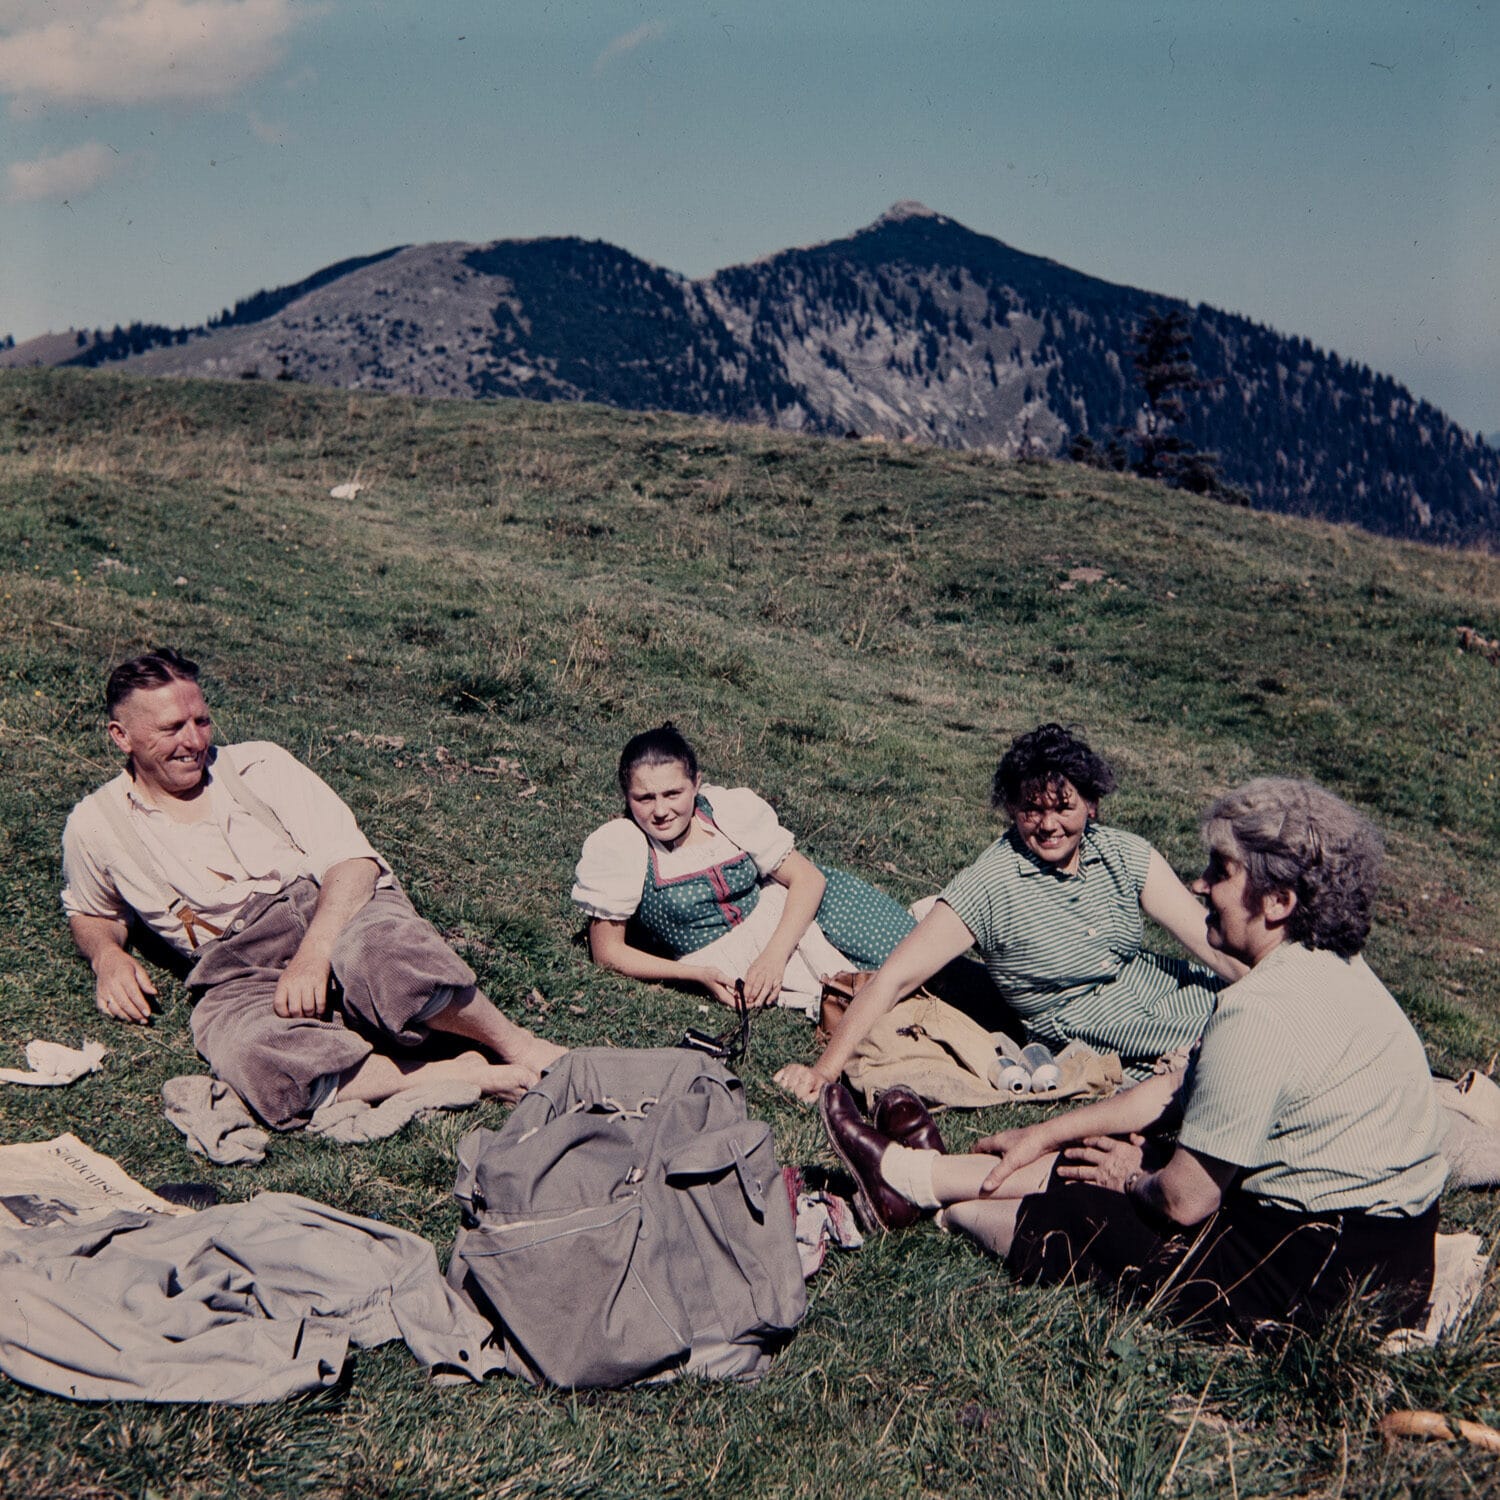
[[105, 648, 201, 718]]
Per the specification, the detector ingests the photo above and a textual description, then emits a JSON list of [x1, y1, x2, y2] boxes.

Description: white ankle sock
[[879, 1144, 941, 1210]]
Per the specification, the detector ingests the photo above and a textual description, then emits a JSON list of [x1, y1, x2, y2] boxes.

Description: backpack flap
[[660, 1118, 807, 1352], [664, 1119, 776, 1213]]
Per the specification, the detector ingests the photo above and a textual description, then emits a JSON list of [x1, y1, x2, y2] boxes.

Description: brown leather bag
[[815, 970, 871, 1047]]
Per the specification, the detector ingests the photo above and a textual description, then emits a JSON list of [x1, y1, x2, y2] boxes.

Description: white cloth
[[62, 742, 391, 956], [162, 1076, 271, 1165], [306, 1081, 483, 1144], [162, 1072, 483, 1161], [1380, 1232, 1491, 1353], [0, 1039, 107, 1087], [686, 882, 848, 1016]]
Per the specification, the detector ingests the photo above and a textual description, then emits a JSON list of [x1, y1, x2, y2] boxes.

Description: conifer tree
[[1068, 307, 1245, 500], [1131, 307, 1202, 483]]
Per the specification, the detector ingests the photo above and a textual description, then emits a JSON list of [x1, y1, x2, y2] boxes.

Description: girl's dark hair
[[990, 723, 1117, 811], [105, 647, 200, 717], [617, 723, 700, 797]]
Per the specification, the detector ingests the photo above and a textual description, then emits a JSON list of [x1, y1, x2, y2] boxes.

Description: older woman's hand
[[974, 1124, 1052, 1196], [1056, 1133, 1146, 1193], [1151, 1049, 1192, 1077], [773, 1062, 831, 1105]]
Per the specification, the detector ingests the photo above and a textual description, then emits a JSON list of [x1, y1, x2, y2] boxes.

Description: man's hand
[[272, 858, 378, 1019], [1056, 1133, 1147, 1193], [93, 946, 158, 1023], [273, 951, 333, 1018]]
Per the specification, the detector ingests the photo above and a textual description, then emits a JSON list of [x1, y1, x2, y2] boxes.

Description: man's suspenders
[[90, 749, 308, 949]]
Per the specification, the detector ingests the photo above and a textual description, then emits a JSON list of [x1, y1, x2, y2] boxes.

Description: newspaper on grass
[[0, 1133, 188, 1228]]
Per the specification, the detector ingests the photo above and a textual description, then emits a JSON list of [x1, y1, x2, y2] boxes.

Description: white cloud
[[6, 139, 121, 200], [592, 20, 662, 77], [0, 0, 306, 109]]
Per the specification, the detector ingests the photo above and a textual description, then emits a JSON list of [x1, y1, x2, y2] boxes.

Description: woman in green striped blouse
[[776, 723, 1245, 1101]]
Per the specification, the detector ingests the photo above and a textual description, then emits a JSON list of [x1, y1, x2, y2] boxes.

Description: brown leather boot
[[872, 1085, 946, 1154], [820, 1081, 921, 1233]]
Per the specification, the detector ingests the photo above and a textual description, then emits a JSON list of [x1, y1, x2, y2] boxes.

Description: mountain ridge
[[5, 203, 1495, 545]]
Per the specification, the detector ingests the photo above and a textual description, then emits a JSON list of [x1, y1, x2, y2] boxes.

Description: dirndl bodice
[[635, 795, 762, 955]]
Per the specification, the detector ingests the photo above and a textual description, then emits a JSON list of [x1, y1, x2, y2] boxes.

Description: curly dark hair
[[990, 723, 1117, 812], [1200, 778, 1383, 959], [617, 722, 700, 798], [105, 647, 200, 717]]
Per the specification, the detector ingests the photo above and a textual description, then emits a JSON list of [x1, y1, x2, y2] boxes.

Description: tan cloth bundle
[[1435, 1069, 1500, 1189], [821, 975, 1123, 1110]]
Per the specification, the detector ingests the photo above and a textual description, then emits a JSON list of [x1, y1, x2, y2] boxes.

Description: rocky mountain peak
[[10, 208, 1496, 544], [873, 200, 942, 226]]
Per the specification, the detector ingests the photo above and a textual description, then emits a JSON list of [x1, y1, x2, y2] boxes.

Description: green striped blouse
[[939, 823, 1220, 1075], [1177, 943, 1446, 1216]]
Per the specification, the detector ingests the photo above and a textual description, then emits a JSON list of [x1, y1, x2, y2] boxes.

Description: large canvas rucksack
[[445, 1048, 807, 1388]]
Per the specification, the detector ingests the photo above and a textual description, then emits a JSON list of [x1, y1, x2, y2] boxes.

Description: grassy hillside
[[1, 368, 1498, 1498]]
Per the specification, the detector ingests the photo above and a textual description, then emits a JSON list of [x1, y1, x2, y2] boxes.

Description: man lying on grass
[[62, 646, 564, 1129], [821, 778, 1446, 1337]]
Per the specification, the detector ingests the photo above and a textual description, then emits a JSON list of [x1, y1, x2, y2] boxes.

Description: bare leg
[[924, 1152, 1053, 1258], [941, 1198, 1024, 1257], [338, 1049, 538, 1106], [425, 988, 566, 1074]]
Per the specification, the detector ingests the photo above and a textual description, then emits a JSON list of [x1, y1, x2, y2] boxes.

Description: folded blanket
[[163, 1073, 483, 1163], [1435, 1071, 1500, 1189]]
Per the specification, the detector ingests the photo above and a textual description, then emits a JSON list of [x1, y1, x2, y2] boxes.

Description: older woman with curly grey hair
[[819, 777, 1447, 1336]]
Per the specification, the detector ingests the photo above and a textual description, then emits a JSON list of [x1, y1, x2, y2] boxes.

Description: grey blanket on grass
[[0, 1192, 503, 1402], [1436, 1069, 1500, 1189]]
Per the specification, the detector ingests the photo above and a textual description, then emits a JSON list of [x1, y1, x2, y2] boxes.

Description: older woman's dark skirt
[[1006, 1171, 1438, 1337]]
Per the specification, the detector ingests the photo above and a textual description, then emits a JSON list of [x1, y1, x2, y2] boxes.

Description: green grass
[[2, 367, 1499, 1498]]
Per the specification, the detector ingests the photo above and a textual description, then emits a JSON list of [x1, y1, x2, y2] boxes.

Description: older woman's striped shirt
[[1177, 943, 1446, 1216]]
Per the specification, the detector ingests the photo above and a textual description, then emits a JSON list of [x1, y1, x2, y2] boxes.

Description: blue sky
[[2, 1, 1496, 434]]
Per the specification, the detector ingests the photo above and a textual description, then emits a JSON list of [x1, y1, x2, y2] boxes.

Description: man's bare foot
[[435, 1050, 540, 1104], [339, 1049, 539, 1106], [476, 1061, 541, 1104], [507, 1033, 567, 1075], [424, 991, 566, 1076]]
